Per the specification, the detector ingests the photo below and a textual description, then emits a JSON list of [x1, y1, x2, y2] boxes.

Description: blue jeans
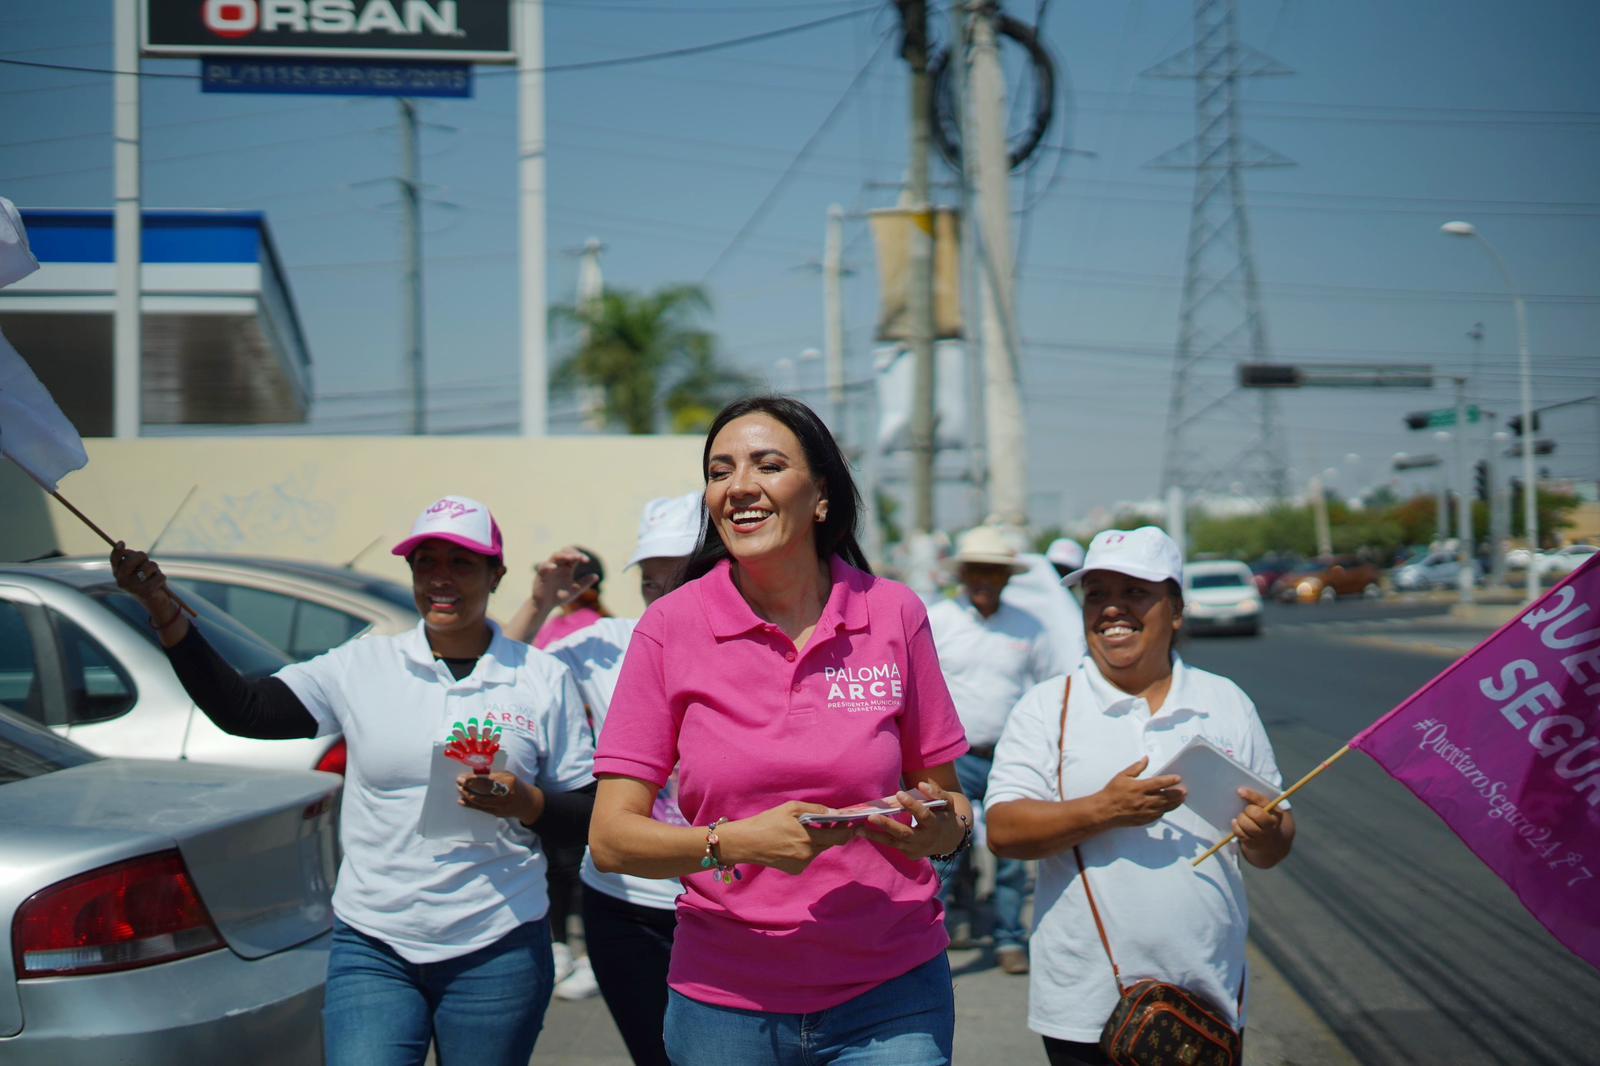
[[940, 752, 1029, 950], [663, 952, 954, 1066], [323, 918, 554, 1066]]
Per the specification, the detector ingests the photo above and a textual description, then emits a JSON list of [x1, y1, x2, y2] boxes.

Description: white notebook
[[1149, 735, 1281, 836], [419, 741, 508, 841]]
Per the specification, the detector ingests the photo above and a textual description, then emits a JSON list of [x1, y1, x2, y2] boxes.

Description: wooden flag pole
[[1192, 744, 1354, 868], [16, 465, 198, 619]]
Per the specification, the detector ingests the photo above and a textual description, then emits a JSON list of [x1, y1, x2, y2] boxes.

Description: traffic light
[[1507, 413, 1542, 436], [1404, 411, 1432, 431], [1474, 460, 1488, 502], [1238, 363, 1303, 388]]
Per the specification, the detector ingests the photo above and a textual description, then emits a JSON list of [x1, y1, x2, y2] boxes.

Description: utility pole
[[898, 0, 937, 536], [112, 0, 141, 438], [1434, 461, 1450, 544], [1486, 413, 1508, 587], [823, 204, 846, 432], [399, 99, 425, 435], [1452, 377, 1474, 603], [1309, 473, 1332, 557], [517, 0, 548, 437], [968, 1, 1027, 528]]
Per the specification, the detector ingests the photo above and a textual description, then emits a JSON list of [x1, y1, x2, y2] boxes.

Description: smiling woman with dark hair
[[985, 526, 1295, 1066], [589, 395, 973, 1066]]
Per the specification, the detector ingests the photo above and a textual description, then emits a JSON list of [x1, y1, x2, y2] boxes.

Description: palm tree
[[552, 284, 752, 435]]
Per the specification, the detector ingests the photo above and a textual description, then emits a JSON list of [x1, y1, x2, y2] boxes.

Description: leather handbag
[[1057, 680, 1242, 1066]]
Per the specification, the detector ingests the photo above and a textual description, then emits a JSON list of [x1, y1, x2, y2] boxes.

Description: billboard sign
[[143, 0, 515, 63], [201, 57, 472, 96]]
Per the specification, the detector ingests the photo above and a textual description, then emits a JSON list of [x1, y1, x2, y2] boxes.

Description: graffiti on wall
[[163, 466, 340, 553]]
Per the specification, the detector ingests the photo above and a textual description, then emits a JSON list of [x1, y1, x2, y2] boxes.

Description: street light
[[1442, 220, 1538, 602]]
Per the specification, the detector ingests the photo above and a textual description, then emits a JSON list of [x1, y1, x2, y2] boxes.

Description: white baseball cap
[[625, 492, 704, 570], [1045, 537, 1085, 571], [391, 495, 504, 559], [1062, 526, 1183, 588]]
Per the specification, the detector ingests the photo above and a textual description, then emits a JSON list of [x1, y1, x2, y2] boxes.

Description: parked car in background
[[0, 707, 336, 1064], [1183, 560, 1263, 636], [54, 554, 417, 662], [0, 562, 343, 773], [1505, 547, 1537, 571], [1272, 556, 1383, 603], [1391, 551, 1482, 592], [1541, 544, 1598, 576], [1249, 553, 1302, 596]]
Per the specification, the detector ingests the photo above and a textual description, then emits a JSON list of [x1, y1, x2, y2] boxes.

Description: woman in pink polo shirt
[[590, 396, 973, 1065]]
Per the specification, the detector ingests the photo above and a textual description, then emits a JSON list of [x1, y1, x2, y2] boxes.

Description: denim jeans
[[663, 952, 954, 1066], [323, 918, 555, 1066], [940, 752, 1030, 949]]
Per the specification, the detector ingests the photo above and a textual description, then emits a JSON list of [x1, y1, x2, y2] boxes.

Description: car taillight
[[315, 738, 347, 776], [13, 851, 224, 977]]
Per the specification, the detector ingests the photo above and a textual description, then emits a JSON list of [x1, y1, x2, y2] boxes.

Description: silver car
[[0, 708, 337, 1064], [52, 555, 418, 662], [0, 562, 341, 773]]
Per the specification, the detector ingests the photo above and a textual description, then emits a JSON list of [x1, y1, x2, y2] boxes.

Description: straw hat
[[951, 524, 1029, 574]]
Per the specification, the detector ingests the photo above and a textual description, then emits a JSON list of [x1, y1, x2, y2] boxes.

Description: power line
[[700, 30, 892, 281]]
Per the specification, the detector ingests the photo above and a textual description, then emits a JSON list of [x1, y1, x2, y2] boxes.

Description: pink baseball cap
[[391, 495, 504, 559]]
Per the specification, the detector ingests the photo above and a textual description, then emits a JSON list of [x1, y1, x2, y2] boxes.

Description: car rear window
[[1189, 572, 1250, 590], [88, 587, 291, 680], [0, 706, 98, 784]]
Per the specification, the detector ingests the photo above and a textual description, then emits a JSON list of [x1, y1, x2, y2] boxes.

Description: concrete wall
[[2, 435, 707, 621]]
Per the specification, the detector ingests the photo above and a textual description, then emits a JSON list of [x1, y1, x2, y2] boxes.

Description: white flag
[[0, 326, 87, 491], [0, 197, 39, 289]]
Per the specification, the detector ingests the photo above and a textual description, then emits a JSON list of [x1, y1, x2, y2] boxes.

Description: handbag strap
[[1058, 674, 1247, 1014], [1057, 677, 1125, 994]]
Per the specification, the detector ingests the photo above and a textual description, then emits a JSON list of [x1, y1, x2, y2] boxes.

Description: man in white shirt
[[1002, 537, 1088, 673], [927, 524, 1071, 975]]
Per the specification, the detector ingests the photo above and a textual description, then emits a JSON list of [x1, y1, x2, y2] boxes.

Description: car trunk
[[0, 759, 339, 1036]]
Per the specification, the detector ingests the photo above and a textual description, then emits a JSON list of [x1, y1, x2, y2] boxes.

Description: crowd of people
[[110, 393, 1293, 1066]]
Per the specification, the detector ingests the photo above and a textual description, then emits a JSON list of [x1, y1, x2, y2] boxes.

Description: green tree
[[553, 284, 752, 434]]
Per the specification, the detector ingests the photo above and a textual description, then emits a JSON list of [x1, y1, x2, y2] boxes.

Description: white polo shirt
[[926, 596, 1068, 749], [546, 617, 686, 912], [1003, 553, 1088, 674], [277, 619, 595, 964], [986, 656, 1286, 1042]]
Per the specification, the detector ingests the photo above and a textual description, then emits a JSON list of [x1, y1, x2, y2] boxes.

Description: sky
[[2, 0, 1597, 534]]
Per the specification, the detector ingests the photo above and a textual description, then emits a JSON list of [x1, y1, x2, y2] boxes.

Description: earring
[[816, 501, 828, 523]]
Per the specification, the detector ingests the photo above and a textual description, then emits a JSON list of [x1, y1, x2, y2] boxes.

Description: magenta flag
[[1351, 554, 1600, 968]]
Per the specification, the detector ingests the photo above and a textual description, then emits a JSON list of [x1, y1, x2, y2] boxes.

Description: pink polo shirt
[[596, 556, 968, 1013]]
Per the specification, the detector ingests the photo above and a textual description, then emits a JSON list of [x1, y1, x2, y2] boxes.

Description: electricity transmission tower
[[1149, 0, 1293, 500]]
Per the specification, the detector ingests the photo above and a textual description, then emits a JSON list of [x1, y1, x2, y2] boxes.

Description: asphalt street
[[529, 597, 1600, 1065], [1186, 600, 1600, 1066]]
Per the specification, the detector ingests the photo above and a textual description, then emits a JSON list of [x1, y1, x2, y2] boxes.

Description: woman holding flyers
[[109, 495, 596, 1066], [589, 396, 973, 1066], [985, 526, 1295, 1066]]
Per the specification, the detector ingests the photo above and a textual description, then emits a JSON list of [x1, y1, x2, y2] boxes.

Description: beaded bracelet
[[699, 817, 742, 883], [930, 813, 973, 863]]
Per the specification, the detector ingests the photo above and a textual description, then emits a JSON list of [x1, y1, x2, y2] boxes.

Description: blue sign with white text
[[201, 58, 472, 97]]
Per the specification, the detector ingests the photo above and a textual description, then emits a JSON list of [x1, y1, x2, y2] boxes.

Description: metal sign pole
[[114, 0, 142, 438], [517, 0, 547, 437]]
